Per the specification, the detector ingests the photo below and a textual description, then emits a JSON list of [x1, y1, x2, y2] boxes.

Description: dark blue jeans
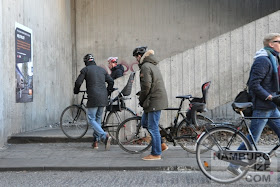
[[239, 108, 280, 150], [141, 111, 162, 156], [230, 108, 280, 168]]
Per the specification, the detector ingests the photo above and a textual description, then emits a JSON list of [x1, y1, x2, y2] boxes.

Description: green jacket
[[138, 50, 168, 112]]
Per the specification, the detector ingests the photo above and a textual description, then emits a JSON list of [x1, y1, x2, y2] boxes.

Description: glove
[[73, 88, 79, 94], [272, 95, 280, 106]]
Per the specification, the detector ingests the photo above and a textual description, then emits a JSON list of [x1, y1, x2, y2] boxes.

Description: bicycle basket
[[106, 99, 125, 112], [106, 104, 121, 112]]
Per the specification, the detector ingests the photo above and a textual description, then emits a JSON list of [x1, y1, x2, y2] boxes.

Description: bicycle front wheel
[[60, 105, 89, 139], [176, 114, 213, 153], [116, 116, 152, 154], [196, 126, 252, 184], [104, 107, 136, 140]]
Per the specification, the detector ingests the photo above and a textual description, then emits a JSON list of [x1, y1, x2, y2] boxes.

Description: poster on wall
[[15, 22, 33, 103]]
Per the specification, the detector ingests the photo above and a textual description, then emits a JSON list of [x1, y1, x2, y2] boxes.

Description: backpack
[[232, 76, 253, 118]]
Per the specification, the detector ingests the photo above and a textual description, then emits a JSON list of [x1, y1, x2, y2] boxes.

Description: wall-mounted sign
[[15, 22, 33, 103]]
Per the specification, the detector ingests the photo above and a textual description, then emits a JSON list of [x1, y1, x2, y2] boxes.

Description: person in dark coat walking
[[108, 57, 124, 79], [227, 33, 280, 175], [133, 46, 168, 161], [74, 54, 114, 150]]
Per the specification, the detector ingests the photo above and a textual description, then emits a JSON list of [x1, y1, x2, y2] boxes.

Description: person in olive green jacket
[[133, 46, 168, 161]]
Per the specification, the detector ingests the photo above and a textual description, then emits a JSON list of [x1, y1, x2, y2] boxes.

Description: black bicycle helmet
[[132, 46, 147, 57], [83, 54, 95, 63]]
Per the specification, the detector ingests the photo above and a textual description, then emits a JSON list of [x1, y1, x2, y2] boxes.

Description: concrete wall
[[0, 0, 74, 147], [114, 10, 280, 125], [75, 0, 280, 75], [1, 0, 280, 147]]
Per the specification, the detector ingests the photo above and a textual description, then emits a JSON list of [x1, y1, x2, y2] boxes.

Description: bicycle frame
[[160, 95, 210, 144], [160, 96, 188, 136], [206, 109, 280, 168]]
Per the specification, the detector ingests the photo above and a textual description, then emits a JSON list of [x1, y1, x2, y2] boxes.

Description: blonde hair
[[263, 33, 280, 47]]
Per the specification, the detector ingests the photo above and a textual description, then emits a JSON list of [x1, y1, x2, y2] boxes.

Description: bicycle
[[196, 100, 280, 184], [116, 81, 214, 154], [60, 72, 136, 140]]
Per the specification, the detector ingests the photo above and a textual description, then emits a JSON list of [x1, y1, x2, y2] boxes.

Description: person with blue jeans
[[141, 111, 162, 156], [133, 46, 168, 160], [87, 107, 107, 144], [228, 33, 280, 175], [74, 54, 114, 150]]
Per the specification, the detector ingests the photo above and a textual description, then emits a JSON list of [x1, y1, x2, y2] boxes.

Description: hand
[[267, 95, 273, 101], [73, 88, 79, 94]]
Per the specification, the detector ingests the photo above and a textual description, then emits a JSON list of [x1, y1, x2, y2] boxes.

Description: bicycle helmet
[[108, 57, 118, 63], [132, 46, 147, 57], [83, 54, 95, 63]]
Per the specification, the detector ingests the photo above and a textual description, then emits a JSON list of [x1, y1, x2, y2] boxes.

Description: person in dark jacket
[[74, 54, 114, 150], [133, 46, 168, 161], [108, 57, 124, 79], [227, 33, 280, 175]]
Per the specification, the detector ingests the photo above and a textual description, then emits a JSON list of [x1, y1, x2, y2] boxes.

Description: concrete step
[[7, 127, 93, 144]]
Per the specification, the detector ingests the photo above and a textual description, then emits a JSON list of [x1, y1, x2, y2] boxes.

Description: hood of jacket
[[254, 48, 268, 59], [254, 48, 279, 60], [139, 50, 158, 67]]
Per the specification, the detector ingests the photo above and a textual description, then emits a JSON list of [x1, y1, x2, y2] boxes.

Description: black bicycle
[[60, 72, 136, 140], [196, 100, 280, 184], [116, 81, 214, 154]]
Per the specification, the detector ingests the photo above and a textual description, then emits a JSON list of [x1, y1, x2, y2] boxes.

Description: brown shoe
[[142, 155, 161, 161], [92, 141, 98, 149], [161, 143, 168, 152]]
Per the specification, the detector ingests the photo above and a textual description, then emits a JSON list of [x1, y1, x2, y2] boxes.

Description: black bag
[[232, 88, 253, 117]]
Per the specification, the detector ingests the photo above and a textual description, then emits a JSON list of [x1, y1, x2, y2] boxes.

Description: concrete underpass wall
[[0, 0, 74, 147], [114, 10, 280, 125], [75, 0, 280, 75]]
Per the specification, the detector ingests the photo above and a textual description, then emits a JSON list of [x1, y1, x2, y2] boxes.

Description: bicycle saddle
[[176, 95, 192, 99], [232, 102, 253, 110]]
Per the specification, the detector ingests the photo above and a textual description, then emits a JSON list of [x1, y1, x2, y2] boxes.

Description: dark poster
[[15, 22, 33, 103]]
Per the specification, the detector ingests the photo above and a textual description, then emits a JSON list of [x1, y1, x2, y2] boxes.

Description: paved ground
[[0, 127, 279, 172]]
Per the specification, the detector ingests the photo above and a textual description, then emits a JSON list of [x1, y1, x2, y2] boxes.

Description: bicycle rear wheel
[[60, 105, 89, 139], [176, 114, 213, 153], [116, 116, 152, 154], [196, 126, 252, 184], [104, 107, 135, 140]]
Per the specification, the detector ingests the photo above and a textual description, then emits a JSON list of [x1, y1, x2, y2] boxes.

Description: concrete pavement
[[0, 127, 279, 172], [1, 127, 197, 171]]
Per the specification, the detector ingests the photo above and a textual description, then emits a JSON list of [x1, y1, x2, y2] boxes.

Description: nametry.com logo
[[245, 171, 279, 184]]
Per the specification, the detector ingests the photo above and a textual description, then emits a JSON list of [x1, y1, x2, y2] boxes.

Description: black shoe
[[104, 135, 112, 151]]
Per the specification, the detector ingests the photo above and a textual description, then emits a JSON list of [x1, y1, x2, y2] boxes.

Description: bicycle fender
[[195, 131, 206, 151]]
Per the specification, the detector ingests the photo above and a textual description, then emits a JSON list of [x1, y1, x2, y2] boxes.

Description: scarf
[[264, 47, 280, 92]]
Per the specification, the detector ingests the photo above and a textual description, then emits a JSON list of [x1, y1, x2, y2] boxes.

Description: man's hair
[[263, 33, 280, 47]]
